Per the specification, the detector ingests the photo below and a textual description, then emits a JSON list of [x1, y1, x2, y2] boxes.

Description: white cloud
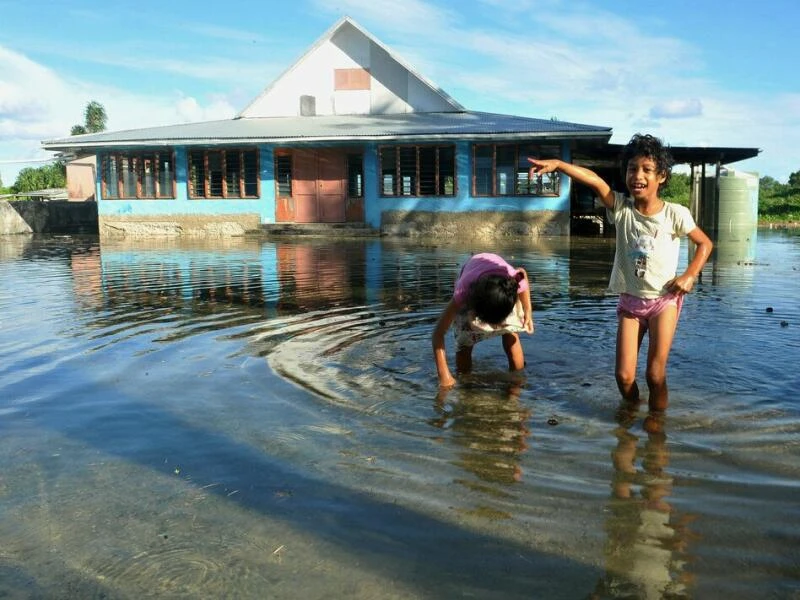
[[174, 95, 237, 124], [309, 0, 458, 34], [649, 99, 704, 119], [0, 44, 240, 185]]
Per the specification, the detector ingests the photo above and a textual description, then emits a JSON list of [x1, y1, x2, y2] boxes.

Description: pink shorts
[[616, 292, 683, 327]]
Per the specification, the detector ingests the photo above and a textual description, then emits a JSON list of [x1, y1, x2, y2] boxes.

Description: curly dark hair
[[620, 133, 674, 189], [469, 273, 520, 325]]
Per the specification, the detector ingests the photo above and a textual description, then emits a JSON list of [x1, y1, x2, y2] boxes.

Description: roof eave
[[41, 130, 610, 152]]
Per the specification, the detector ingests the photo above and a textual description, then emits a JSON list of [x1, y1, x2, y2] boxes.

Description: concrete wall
[[363, 140, 573, 235], [0, 201, 34, 234], [0, 200, 98, 234], [96, 147, 277, 231]]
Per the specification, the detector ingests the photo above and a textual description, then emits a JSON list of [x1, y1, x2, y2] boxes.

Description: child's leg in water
[[615, 315, 646, 401], [502, 333, 525, 371], [645, 305, 679, 412]]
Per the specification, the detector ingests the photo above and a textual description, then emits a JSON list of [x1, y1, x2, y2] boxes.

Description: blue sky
[[1, 0, 798, 186]]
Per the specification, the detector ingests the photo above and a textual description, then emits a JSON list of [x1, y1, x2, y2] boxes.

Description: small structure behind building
[[66, 155, 97, 201]]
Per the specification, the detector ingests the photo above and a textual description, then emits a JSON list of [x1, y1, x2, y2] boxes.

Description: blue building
[[42, 17, 613, 238]]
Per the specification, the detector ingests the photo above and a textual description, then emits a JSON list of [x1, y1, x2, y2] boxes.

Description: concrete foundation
[[380, 210, 568, 239], [3, 200, 571, 239], [99, 214, 261, 238]]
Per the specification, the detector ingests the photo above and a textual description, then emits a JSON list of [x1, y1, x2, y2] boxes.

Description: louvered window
[[378, 145, 456, 197], [347, 154, 363, 197], [275, 155, 292, 197], [188, 149, 260, 199], [102, 152, 176, 199], [473, 143, 561, 197]]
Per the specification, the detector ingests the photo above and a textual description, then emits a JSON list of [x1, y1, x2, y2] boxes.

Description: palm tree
[[85, 101, 107, 133], [71, 100, 107, 135]]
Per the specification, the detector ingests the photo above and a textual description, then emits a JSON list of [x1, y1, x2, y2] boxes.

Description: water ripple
[[2, 234, 800, 599]]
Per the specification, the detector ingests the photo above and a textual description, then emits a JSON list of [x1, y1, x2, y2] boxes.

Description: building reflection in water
[[591, 415, 695, 599], [274, 242, 367, 312], [67, 239, 378, 322], [431, 381, 530, 488], [70, 243, 103, 311]]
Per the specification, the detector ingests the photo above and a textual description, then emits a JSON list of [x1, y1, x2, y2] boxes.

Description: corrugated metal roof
[[574, 143, 761, 166], [41, 111, 612, 152]]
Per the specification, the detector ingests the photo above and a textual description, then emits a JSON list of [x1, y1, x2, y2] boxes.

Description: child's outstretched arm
[[528, 158, 614, 209], [515, 267, 534, 333], [432, 299, 460, 388]]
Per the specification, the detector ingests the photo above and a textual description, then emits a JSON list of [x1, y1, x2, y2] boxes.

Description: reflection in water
[[70, 243, 103, 310], [432, 381, 530, 488], [710, 236, 758, 287], [275, 243, 367, 311], [1, 233, 799, 599], [592, 412, 694, 599], [567, 236, 617, 296], [71, 239, 374, 327]]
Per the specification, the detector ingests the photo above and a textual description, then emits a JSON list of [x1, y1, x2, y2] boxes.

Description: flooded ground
[[0, 231, 798, 599]]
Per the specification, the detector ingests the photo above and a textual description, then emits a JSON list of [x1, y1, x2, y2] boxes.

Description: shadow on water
[[5, 367, 593, 599]]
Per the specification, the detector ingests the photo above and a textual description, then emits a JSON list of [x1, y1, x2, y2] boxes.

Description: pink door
[[290, 149, 346, 223], [317, 150, 346, 223], [292, 149, 318, 224]]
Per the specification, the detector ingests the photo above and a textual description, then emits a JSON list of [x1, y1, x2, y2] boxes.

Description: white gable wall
[[240, 22, 458, 117]]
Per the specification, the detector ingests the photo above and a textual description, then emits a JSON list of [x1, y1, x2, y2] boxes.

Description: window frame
[[378, 144, 456, 198], [347, 153, 364, 198], [101, 151, 176, 200], [472, 143, 562, 197], [274, 153, 293, 198], [187, 148, 260, 200]]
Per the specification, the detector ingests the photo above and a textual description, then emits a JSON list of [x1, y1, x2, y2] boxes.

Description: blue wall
[[95, 141, 573, 227], [96, 147, 274, 224], [363, 141, 572, 228]]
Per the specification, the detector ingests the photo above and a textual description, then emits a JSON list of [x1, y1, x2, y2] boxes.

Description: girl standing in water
[[528, 134, 713, 417]]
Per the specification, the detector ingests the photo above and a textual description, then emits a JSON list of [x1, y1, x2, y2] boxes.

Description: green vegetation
[[758, 173, 800, 223], [12, 163, 66, 193], [661, 172, 691, 207]]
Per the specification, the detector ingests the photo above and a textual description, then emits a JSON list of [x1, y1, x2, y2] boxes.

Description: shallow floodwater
[[0, 231, 798, 599]]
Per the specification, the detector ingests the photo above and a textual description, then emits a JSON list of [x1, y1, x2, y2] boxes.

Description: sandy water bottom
[[0, 232, 798, 599]]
